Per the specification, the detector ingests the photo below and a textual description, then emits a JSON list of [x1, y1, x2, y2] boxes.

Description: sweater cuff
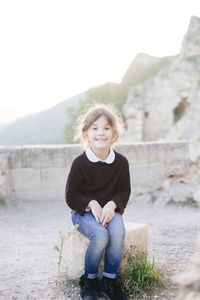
[[112, 197, 125, 213], [78, 197, 93, 216]]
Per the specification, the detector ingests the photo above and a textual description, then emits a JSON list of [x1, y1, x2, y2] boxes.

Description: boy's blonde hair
[[74, 103, 125, 146]]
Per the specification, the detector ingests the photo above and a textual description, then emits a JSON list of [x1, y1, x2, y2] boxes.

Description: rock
[[175, 238, 200, 300], [121, 85, 144, 142], [121, 15, 200, 159], [65, 222, 148, 279], [180, 16, 200, 58], [120, 16, 200, 206], [0, 153, 11, 202], [193, 190, 200, 204], [189, 134, 200, 162]]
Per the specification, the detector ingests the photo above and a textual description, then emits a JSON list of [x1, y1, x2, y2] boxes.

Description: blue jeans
[[71, 210, 125, 279]]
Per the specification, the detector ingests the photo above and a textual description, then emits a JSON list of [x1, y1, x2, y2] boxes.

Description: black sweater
[[65, 150, 131, 216]]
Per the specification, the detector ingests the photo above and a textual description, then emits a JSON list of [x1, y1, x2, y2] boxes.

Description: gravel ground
[[0, 199, 200, 300]]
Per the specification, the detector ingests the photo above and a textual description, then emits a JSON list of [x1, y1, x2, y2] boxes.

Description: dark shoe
[[99, 276, 129, 300], [79, 275, 99, 300]]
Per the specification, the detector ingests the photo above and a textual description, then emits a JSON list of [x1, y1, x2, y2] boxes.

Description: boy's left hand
[[100, 201, 117, 227]]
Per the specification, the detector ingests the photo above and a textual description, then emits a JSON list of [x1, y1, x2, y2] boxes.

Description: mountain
[[0, 54, 169, 145], [121, 15, 200, 151], [0, 123, 6, 131], [121, 52, 174, 90], [1, 16, 198, 146], [0, 93, 86, 145]]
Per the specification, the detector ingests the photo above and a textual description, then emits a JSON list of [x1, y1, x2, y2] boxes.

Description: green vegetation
[[0, 194, 6, 206], [119, 246, 166, 297], [63, 83, 126, 143], [121, 55, 172, 90], [54, 230, 66, 299], [63, 55, 173, 143], [54, 232, 166, 299]]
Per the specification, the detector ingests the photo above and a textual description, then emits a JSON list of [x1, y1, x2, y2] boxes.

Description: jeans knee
[[92, 227, 109, 249], [110, 225, 125, 244]]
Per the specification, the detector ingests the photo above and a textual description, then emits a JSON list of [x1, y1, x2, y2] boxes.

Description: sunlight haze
[[0, 0, 199, 124]]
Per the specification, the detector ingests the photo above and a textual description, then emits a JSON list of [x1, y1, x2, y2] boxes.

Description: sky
[[0, 0, 200, 125]]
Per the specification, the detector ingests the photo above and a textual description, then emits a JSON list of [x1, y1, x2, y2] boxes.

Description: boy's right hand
[[88, 200, 102, 223]]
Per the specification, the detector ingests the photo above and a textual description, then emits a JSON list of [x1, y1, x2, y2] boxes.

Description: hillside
[[121, 15, 200, 153], [0, 53, 169, 145], [0, 93, 86, 145]]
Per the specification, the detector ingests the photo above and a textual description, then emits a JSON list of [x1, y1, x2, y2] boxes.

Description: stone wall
[[0, 141, 198, 204], [0, 152, 11, 202]]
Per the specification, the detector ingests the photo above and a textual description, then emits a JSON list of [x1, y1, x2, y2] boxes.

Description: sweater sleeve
[[65, 159, 93, 216], [112, 159, 131, 214]]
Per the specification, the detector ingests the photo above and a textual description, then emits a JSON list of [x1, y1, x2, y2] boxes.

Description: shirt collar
[[85, 147, 115, 164]]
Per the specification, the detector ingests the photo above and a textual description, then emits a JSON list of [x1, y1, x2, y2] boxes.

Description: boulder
[[65, 222, 148, 279], [121, 16, 200, 148], [175, 238, 200, 300]]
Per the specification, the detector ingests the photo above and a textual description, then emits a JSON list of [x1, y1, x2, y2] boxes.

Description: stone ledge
[[65, 221, 148, 279], [0, 141, 188, 168], [0, 142, 193, 204]]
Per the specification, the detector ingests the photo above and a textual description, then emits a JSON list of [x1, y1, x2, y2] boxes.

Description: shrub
[[119, 246, 166, 297]]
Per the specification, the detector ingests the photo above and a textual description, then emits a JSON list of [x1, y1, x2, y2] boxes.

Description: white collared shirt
[[85, 147, 115, 164]]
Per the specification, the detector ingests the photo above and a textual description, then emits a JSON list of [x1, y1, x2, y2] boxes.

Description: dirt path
[[0, 199, 200, 300]]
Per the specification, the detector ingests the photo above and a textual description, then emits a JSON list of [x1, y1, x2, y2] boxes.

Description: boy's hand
[[88, 200, 102, 223], [100, 201, 117, 227]]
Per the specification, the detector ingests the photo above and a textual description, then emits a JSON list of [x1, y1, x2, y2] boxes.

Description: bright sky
[[0, 0, 199, 124]]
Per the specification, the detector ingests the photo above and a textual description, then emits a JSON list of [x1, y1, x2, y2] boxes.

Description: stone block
[[66, 221, 148, 279], [6, 147, 23, 169], [147, 141, 188, 164], [63, 145, 83, 167], [131, 164, 165, 194], [6, 145, 82, 169], [41, 168, 67, 188], [0, 154, 11, 201], [9, 168, 41, 190], [116, 144, 149, 165], [165, 161, 189, 177], [21, 146, 66, 168], [12, 189, 44, 202]]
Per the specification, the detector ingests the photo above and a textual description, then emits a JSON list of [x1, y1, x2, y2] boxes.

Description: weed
[[54, 230, 66, 299], [0, 194, 6, 206], [119, 245, 166, 297], [54, 230, 66, 276], [167, 197, 199, 208], [150, 194, 157, 203]]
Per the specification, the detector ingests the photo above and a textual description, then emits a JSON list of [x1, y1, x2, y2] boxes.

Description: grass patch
[[167, 197, 199, 208], [0, 194, 6, 206], [119, 246, 166, 297]]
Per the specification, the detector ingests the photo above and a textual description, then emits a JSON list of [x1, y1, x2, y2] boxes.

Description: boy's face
[[86, 115, 115, 153]]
